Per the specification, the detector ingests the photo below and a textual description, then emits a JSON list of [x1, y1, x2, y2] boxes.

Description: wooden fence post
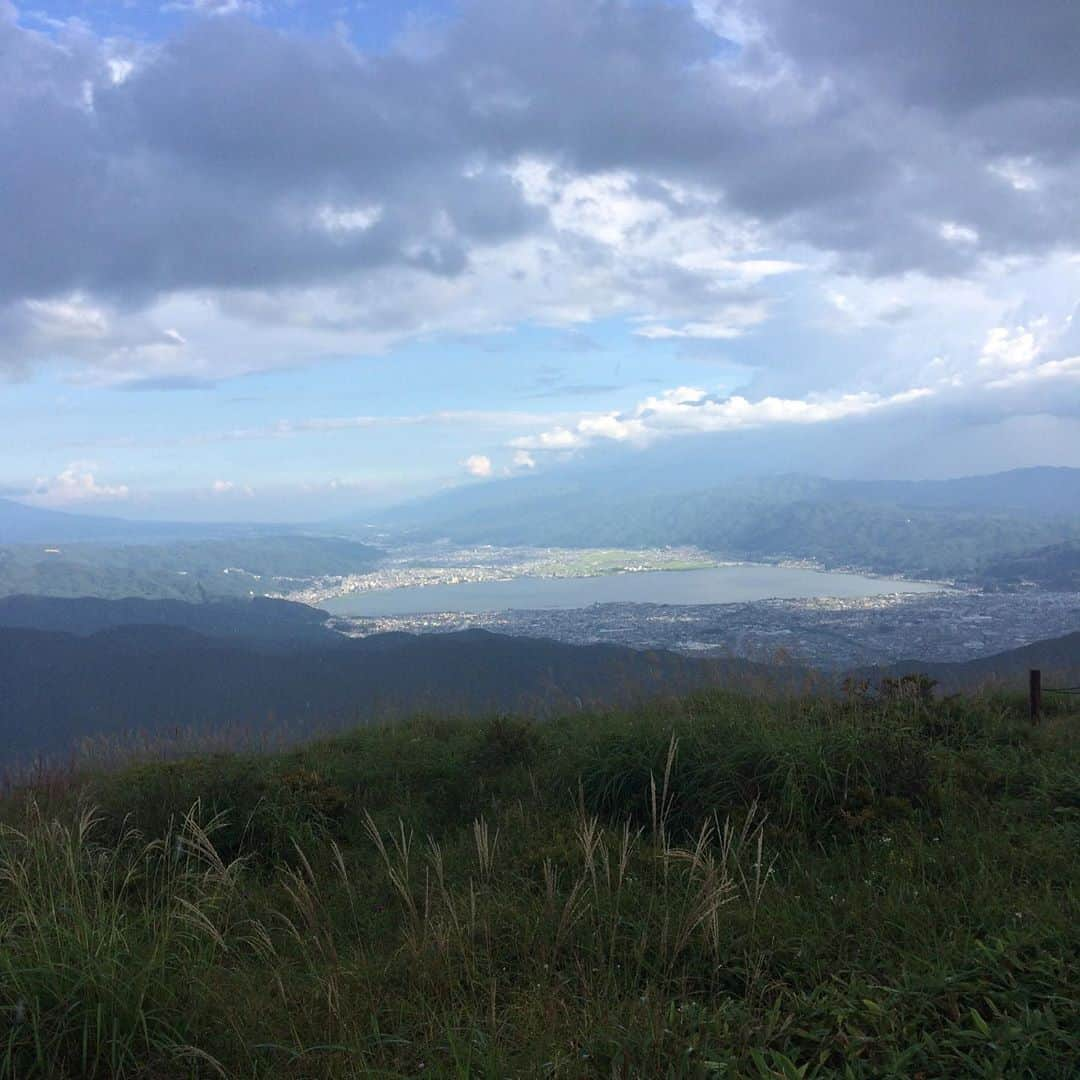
[[1029, 669, 1042, 725]]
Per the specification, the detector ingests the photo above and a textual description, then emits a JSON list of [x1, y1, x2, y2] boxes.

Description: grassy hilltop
[[0, 688, 1077, 1077]]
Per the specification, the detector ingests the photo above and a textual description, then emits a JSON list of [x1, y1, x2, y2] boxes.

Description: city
[[330, 588, 1080, 670]]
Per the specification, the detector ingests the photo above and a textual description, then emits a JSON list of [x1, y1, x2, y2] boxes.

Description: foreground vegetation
[[0, 687, 1077, 1077]]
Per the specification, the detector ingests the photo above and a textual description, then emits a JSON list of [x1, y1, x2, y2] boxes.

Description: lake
[[322, 564, 943, 616]]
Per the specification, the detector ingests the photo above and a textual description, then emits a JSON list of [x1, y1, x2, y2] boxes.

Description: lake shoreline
[[321, 560, 947, 618]]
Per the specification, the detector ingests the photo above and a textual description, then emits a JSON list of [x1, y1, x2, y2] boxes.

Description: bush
[[470, 714, 540, 774]]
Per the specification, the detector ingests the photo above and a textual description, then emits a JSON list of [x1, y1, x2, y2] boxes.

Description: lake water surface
[[323, 564, 943, 617]]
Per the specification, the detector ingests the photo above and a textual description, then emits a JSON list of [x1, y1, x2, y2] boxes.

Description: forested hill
[[0, 535, 382, 602], [0, 594, 337, 648], [977, 541, 1080, 591], [859, 631, 1080, 693], [381, 468, 1080, 581], [0, 626, 787, 762]]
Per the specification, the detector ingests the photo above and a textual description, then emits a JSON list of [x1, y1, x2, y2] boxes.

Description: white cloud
[[161, 0, 263, 16], [462, 454, 493, 477], [940, 221, 979, 246], [634, 313, 765, 340], [316, 204, 383, 237], [673, 254, 803, 282], [511, 162, 669, 248], [210, 479, 256, 496], [989, 158, 1039, 192], [106, 58, 134, 85], [29, 464, 130, 505], [511, 384, 935, 454], [508, 301, 1080, 462], [512, 450, 536, 470], [984, 354, 1080, 390], [509, 427, 586, 451], [26, 298, 108, 340], [826, 290, 856, 317], [978, 325, 1042, 370]]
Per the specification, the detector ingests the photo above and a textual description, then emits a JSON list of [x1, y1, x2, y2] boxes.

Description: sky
[[2, 0, 1079, 521]]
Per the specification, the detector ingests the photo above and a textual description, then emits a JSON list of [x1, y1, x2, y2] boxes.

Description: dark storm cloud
[[0, 8, 541, 307], [754, 0, 1080, 118], [2, 0, 1080, 326], [743, 0, 1080, 268]]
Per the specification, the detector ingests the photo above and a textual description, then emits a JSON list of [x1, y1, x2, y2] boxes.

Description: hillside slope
[[978, 540, 1080, 591], [0, 594, 336, 647], [863, 631, 1080, 692], [0, 625, 788, 760], [0, 689, 1075, 1076]]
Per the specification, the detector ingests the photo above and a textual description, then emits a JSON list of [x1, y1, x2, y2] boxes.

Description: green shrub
[[470, 715, 540, 775]]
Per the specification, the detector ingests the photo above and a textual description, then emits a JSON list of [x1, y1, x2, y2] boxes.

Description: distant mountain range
[[0, 498, 278, 545], [1, 596, 1076, 763], [386, 466, 1080, 526], [380, 467, 1080, 581]]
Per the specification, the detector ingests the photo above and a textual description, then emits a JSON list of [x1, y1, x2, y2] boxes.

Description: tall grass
[[0, 802, 243, 1078], [0, 689, 1076, 1076]]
